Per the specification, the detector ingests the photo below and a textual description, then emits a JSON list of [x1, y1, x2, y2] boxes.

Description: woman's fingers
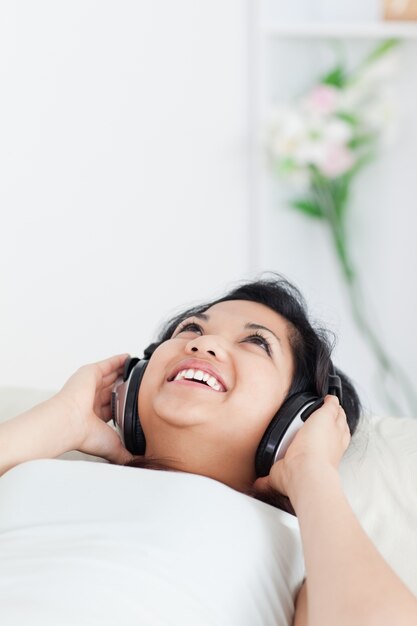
[[82, 419, 133, 465], [99, 353, 130, 373], [252, 474, 271, 495], [100, 404, 112, 422], [334, 405, 351, 439], [253, 396, 351, 496], [94, 381, 116, 406], [94, 385, 117, 419], [89, 355, 129, 418], [101, 369, 123, 389], [319, 398, 351, 459], [324, 394, 340, 413], [95, 354, 130, 380]]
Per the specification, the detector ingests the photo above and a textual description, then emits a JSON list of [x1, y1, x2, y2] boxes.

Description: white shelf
[[262, 21, 417, 39]]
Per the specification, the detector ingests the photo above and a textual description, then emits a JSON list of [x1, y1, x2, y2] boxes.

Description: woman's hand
[[253, 395, 351, 506], [265, 396, 417, 626], [54, 354, 134, 464], [0, 355, 133, 477]]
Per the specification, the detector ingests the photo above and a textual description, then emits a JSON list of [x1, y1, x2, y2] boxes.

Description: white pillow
[[0, 459, 304, 626], [339, 413, 417, 596], [2, 388, 417, 599], [0, 386, 55, 419]]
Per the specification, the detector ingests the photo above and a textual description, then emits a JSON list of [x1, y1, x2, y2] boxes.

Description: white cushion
[[0, 459, 304, 626], [1, 387, 417, 608], [339, 413, 417, 596], [0, 386, 55, 418]]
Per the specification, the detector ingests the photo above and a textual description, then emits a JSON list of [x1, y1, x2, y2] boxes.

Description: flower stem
[[313, 182, 417, 417]]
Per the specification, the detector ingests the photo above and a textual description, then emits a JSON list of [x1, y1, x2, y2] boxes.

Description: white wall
[[255, 0, 417, 417], [1, 0, 416, 419], [0, 1, 250, 389]]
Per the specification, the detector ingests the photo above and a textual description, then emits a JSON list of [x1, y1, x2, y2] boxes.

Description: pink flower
[[319, 144, 355, 179], [304, 85, 339, 116]]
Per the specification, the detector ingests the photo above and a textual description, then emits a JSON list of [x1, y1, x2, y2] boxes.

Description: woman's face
[[138, 299, 295, 489]]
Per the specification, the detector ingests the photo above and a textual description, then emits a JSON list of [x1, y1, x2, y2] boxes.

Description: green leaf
[[347, 39, 401, 86], [346, 152, 375, 181], [321, 65, 346, 88], [364, 38, 400, 66], [291, 199, 325, 219], [348, 133, 376, 149], [336, 111, 360, 126], [278, 157, 298, 174]]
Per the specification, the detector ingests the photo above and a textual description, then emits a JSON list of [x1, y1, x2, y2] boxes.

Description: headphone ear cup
[[255, 392, 323, 478], [123, 357, 140, 381], [123, 360, 148, 455]]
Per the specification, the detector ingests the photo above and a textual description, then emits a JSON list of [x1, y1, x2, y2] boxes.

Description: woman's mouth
[[167, 361, 227, 392], [172, 368, 224, 391]]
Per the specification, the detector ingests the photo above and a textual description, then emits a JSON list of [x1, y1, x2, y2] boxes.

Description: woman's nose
[[185, 335, 228, 361]]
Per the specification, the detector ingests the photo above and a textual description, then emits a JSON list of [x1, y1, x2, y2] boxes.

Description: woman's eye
[[245, 333, 272, 356], [176, 322, 203, 335]]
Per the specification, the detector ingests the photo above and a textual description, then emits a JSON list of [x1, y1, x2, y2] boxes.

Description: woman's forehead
[[202, 299, 290, 337]]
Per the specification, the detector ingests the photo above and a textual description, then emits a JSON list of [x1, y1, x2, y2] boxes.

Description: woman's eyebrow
[[244, 322, 282, 345], [194, 312, 209, 321]]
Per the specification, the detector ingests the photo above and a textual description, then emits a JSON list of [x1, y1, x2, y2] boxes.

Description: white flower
[[322, 118, 353, 144], [265, 43, 400, 185], [295, 139, 327, 167], [267, 106, 310, 160], [266, 99, 358, 182]]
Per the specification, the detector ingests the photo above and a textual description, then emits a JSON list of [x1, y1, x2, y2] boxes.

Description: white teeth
[[172, 368, 224, 391], [206, 375, 218, 389]]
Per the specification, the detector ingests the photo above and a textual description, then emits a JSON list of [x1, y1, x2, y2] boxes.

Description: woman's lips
[[167, 358, 227, 391], [170, 378, 223, 392]]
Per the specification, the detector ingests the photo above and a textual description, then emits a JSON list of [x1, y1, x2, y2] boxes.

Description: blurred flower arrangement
[[266, 39, 417, 416]]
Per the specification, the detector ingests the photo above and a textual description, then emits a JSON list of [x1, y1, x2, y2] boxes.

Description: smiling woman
[[133, 300, 296, 498], [120, 280, 358, 500], [1, 274, 417, 626]]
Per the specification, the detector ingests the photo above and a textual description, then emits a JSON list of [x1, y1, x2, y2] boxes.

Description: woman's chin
[[149, 400, 211, 428]]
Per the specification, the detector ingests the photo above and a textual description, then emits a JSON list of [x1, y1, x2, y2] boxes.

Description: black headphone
[[111, 351, 343, 478]]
